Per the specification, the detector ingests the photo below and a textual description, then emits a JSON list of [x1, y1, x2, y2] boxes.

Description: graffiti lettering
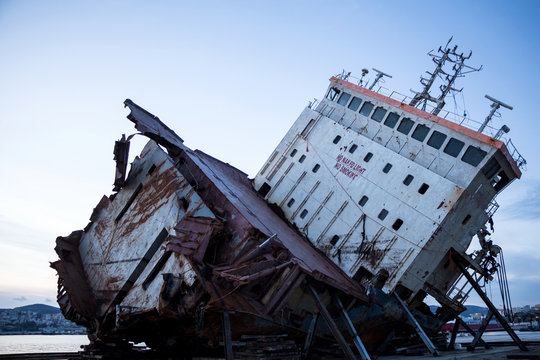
[[334, 154, 366, 180]]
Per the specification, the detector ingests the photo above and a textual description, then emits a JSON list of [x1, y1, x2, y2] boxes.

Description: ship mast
[[409, 37, 482, 116]]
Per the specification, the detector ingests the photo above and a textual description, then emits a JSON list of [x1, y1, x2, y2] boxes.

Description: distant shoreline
[[0, 332, 86, 336]]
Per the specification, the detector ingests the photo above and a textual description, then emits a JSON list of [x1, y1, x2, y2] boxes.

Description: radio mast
[[409, 37, 482, 116]]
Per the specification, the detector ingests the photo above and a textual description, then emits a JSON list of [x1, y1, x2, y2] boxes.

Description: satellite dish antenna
[[359, 68, 369, 86]]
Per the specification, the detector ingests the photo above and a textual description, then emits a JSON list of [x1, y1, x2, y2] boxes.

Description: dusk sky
[[0, 0, 539, 310]]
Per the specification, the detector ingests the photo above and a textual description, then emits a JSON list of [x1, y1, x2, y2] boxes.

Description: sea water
[[0, 335, 89, 354]]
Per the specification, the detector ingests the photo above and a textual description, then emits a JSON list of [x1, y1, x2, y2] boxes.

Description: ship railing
[[335, 71, 502, 136], [486, 199, 500, 218], [503, 138, 527, 170], [333, 70, 527, 170]]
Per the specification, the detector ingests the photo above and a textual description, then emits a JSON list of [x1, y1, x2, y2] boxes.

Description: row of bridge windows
[[327, 88, 488, 167]]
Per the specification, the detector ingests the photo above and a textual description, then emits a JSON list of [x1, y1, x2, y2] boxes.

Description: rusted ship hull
[[51, 82, 527, 357], [51, 100, 417, 357]]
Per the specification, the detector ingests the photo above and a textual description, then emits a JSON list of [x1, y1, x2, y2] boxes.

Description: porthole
[[363, 152, 373, 162], [382, 163, 392, 173], [378, 209, 389, 220], [330, 235, 340, 246], [290, 149, 297, 157], [358, 196, 369, 206], [418, 183, 429, 194], [392, 219, 403, 231], [287, 198, 295, 208], [403, 175, 414, 186], [299, 155, 306, 163], [349, 144, 358, 153], [333, 135, 342, 144], [300, 209, 309, 219], [312, 164, 321, 173]]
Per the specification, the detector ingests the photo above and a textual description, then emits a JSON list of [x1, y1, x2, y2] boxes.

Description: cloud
[[12, 296, 27, 302], [498, 179, 540, 220]]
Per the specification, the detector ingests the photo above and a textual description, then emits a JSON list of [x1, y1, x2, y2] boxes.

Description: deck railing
[[332, 71, 527, 170]]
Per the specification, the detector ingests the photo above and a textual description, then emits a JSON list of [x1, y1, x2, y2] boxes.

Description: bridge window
[[462, 146, 487, 167], [411, 124, 430, 142], [371, 107, 387, 122], [326, 87, 340, 101], [359, 102, 374, 116], [427, 130, 447, 150], [482, 158, 501, 179], [348, 96, 362, 111], [337, 92, 351, 106], [384, 112, 400, 128], [397, 118, 415, 135], [493, 171, 510, 192], [444, 138, 465, 157]]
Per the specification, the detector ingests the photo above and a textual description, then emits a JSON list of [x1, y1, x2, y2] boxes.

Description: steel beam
[[308, 285, 357, 360], [336, 296, 371, 360], [446, 307, 489, 348], [394, 293, 440, 356], [448, 320, 460, 349], [301, 312, 319, 360], [454, 256, 528, 351], [469, 310, 493, 351], [222, 311, 233, 360]]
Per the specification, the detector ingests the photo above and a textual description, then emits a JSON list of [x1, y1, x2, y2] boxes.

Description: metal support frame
[[308, 284, 357, 360], [446, 308, 490, 348], [454, 256, 528, 351], [301, 312, 319, 360], [336, 296, 371, 360], [448, 320, 460, 349], [469, 310, 494, 350], [393, 293, 440, 356], [222, 311, 233, 360]]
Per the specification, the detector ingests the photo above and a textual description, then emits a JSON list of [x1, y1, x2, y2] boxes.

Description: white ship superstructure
[[253, 72, 525, 311]]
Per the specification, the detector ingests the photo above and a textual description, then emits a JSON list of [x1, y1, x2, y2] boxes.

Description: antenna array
[[409, 37, 482, 116]]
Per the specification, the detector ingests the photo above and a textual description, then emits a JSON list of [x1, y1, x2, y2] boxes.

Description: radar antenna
[[409, 37, 482, 116], [479, 95, 513, 134], [369, 68, 392, 90]]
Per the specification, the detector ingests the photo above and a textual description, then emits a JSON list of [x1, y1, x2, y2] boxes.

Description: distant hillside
[[430, 305, 488, 316], [13, 304, 60, 315]]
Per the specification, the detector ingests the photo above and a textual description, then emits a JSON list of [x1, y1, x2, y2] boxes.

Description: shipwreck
[[52, 40, 528, 359]]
